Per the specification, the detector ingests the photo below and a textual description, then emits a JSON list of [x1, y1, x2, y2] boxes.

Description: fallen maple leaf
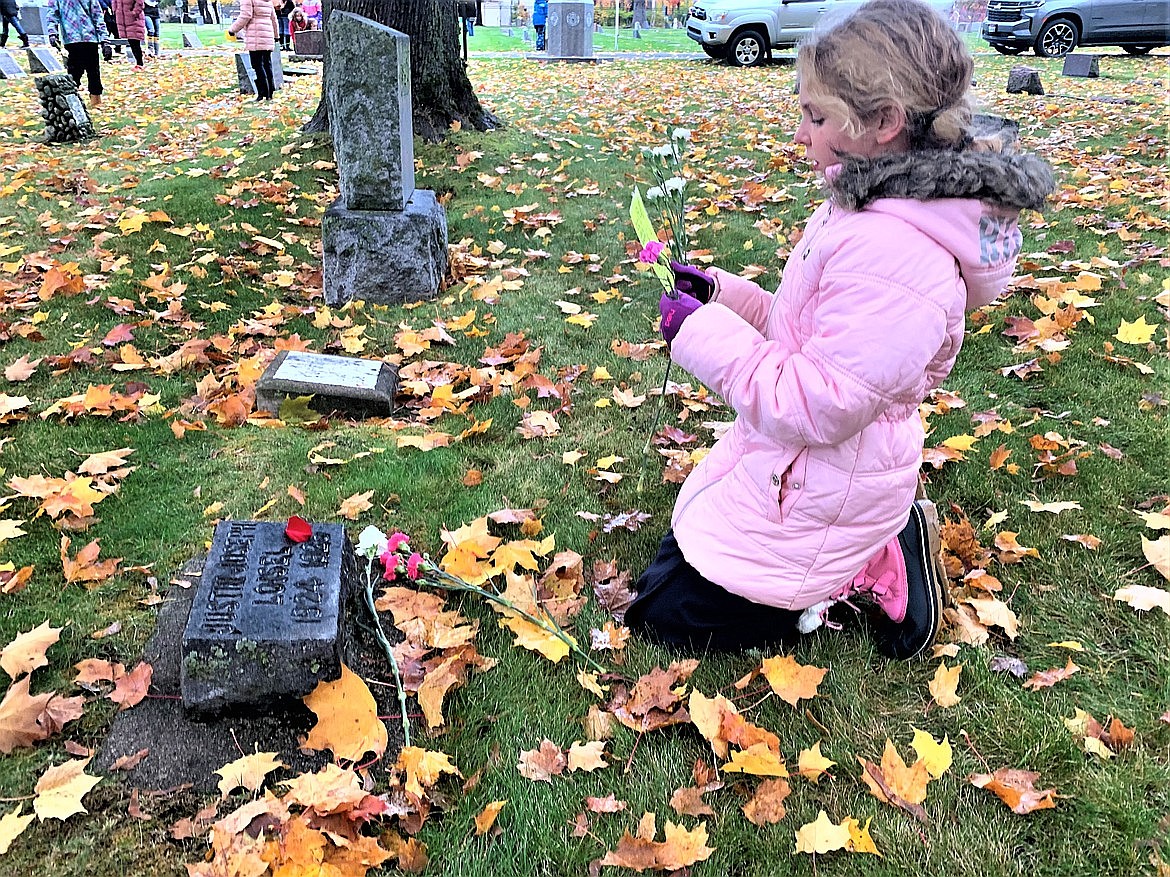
[[395, 747, 460, 799], [4, 356, 41, 383], [474, 800, 506, 836], [928, 662, 962, 707], [742, 777, 791, 826], [910, 729, 952, 779], [0, 677, 55, 753], [0, 805, 34, 854], [567, 740, 608, 773], [518, 739, 566, 782], [215, 751, 284, 799], [1022, 659, 1080, 691], [60, 536, 121, 588], [598, 813, 714, 872], [1113, 583, 1170, 614], [302, 665, 388, 762], [337, 490, 375, 521], [668, 786, 714, 818], [969, 768, 1058, 814], [1, 622, 62, 679], [109, 661, 152, 711], [859, 740, 929, 819], [723, 742, 788, 777], [797, 742, 836, 783], [760, 655, 827, 707], [33, 757, 101, 821], [794, 810, 851, 855]]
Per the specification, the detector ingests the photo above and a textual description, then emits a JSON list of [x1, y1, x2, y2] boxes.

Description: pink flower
[[638, 240, 666, 264], [382, 565, 397, 582], [406, 552, 424, 580], [387, 532, 411, 554]]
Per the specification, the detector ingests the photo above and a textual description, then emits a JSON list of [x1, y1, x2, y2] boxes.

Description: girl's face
[[794, 87, 903, 173]]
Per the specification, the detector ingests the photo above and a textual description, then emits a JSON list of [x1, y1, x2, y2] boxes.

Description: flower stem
[[636, 359, 674, 495], [362, 565, 411, 748], [421, 564, 606, 674]]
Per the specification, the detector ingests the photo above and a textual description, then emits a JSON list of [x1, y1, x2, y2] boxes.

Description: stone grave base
[[235, 49, 285, 95], [323, 190, 448, 306], [95, 556, 407, 792]]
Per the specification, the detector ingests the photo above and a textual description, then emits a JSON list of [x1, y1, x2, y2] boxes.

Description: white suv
[[687, 0, 955, 66]]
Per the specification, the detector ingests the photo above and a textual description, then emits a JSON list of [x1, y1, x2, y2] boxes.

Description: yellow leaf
[[941, 434, 978, 452], [797, 742, 836, 783], [794, 810, 851, 855], [395, 746, 460, 799], [1, 621, 62, 679], [723, 742, 788, 777], [760, 655, 827, 706], [910, 729, 952, 779], [844, 816, 882, 856], [0, 806, 34, 854], [928, 663, 962, 708], [1141, 535, 1170, 582], [499, 612, 572, 662], [302, 665, 388, 762], [1020, 500, 1082, 514], [567, 740, 608, 772], [337, 490, 375, 521], [474, 800, 506, 836], [33, 758, 101, 821], [1114, 316, 1157, 345], [1046, 640, 1084, 651], [576, 669, 608, 699], [215, 751, 284, 799], [0, 521, 26, 542]]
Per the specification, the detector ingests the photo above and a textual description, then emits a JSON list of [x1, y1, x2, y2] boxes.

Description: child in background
[[629, 0, 1054, 659], [143, 0, 160, 57]]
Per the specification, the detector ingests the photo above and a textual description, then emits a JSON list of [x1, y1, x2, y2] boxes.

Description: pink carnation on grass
[[387, 532, 410, 553], [638, 240, 666, 264], [406, 552, 424, 580]]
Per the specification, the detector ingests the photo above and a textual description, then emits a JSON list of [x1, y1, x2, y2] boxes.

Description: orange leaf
[[742, 777, 791, 826], [0, 677, 54, 753], [473, 800, 506, 836], [668, 786, 715, 818], [969, 768, 1058, 814], [109, 662, 152, 711], [1022, 658, 1080, 691], [302, 665, 388, 762], [60, 537, 121, 588], [517, 739, 566, 782], [337, 490, 374, 521], [760, 655, 827, 707]]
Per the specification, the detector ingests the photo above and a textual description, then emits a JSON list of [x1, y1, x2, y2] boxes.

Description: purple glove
[[659, 292, 702, 346], [669, 260, 714, 303]]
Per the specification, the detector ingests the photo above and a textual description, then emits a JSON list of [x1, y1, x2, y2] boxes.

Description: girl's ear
[[873, 103, 908, 145]]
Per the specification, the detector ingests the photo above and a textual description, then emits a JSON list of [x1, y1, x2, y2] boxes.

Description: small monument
[[1006, 65, 1044, 95], [255, 350, 398, 417], [181, 520, 357, 718], [182, 31, 203, 48], [0, 52, 26, 80], [35, 73, 96, 143], [18, 4, 53, 45], [26, 46, 65, 74], [321, 11, 448, 305], [1061, 54, 1099, 78], [292, 28, 324, 58], [546, 0, 595, 60], [235, 49, 284, 94]]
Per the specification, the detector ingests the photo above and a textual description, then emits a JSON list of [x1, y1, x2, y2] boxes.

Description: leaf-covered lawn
[[0, 45, 1167, 877]]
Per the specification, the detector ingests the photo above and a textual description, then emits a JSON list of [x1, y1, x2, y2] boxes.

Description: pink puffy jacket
[[229, 0, 277, 51], [668, 151, 1048, 612], [113, 0, 145, 41]]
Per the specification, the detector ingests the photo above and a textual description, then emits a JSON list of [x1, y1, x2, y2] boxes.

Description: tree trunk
[[302, 0, 499, 141]]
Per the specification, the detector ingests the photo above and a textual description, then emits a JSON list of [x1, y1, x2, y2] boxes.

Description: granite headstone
[[182, 31, 203, 48], [27, 47, 65, 74], [1061, 54, 1099, 78], [546, 0, 594, 59], [292, 28, 324, 57], [235, 49, 284, 94], [1006, 65, 1044, 95], [255, 350, 398, 417], [180, 520, 358, 718], [0, 52, 25, 79], [324, 12, 414, 212]]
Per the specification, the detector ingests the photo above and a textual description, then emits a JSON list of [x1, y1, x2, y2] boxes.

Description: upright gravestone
[[19, 4, 53, 44], [1006, 65, 1044, 95], [234, 48, 284, 94], [35, 73, 96, 142], [27, 47, 65, 74], [546, 0, 594, 60], [1061, 54, 1099, 78], [182, 31, 203, 48], [0, 52, 25, 79], [255, 350, 399, 417], [321, 11, 447, 305], [292, 28, 324, 57], [181, 520, 357, 718]]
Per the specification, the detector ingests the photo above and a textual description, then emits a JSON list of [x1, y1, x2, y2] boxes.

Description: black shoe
[[870, 501, 947, 660]]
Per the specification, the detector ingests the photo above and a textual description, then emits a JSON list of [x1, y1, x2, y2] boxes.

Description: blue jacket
[[532, 0, 548, 26], [50, 0, 109, 43]]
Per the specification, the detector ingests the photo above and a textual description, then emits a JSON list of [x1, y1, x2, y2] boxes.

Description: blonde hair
[[797, 0, 974, 151]]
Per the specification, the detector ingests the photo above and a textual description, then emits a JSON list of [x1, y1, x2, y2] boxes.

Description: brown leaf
[[586, 794, 627, 814], [517, 739, 566, 782], [0, 677, 54, 752], [1022, 659, 1080, 691], [1, 621, 62, 679], [109, 662, 152, 711], [337, 490, 374, 521], [111, 749, 150, 771], [969, 769, 1058, 814], [668, 786, 715, 818], [742, 777, 791, 826], [60, 537, 121, 588]]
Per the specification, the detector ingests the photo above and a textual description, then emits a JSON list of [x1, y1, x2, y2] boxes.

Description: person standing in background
[[229, 0, 276, 101], [113, 0, 145, 67], [48, 0, 108, 107], [0, 0, 30, 48], [532, 0, 547, 50], [143, 0, 160, 56], [275, 0, 293, 50]]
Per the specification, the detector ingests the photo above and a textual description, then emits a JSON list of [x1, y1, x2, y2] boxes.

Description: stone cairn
[[35, 73, 96, 143]]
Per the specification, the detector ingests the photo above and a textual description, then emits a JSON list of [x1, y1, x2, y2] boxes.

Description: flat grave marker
[[255, 350, 398, 417], [0, 52, 25, 79], [27, 46, 65, 74], [182, 31, 203, 48]]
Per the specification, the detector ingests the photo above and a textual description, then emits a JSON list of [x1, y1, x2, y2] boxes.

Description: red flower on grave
[[285, 515, 313, 543]]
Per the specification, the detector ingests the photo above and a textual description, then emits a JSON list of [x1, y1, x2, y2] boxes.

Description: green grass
[[0, 47, 1168, 877]]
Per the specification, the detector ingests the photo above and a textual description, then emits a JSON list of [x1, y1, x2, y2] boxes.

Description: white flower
[[672, 128, 692, 141], [665, 176, 686, 193], [645, 186, 664, 200], [356, 525, 388, 560], [649, 144, 673, 157]]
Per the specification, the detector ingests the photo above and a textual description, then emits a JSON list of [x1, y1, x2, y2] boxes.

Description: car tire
[[701, 43, 726, 60], [727, 29, 767, 67], [1120, 44, 1153, 55], [1034, 17, 1079, 57], [991, 44, 1026, 55]]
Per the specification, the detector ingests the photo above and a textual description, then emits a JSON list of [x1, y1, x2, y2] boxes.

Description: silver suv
[[982, 0, 1170, 56]]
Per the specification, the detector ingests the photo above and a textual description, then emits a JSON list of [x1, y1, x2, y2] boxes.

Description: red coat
[[229, 0, 277, 51], [113, 0, 146, 41]]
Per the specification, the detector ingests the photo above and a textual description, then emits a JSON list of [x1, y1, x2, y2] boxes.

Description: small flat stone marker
[[182, 31, 203, 48], [27, 46, 65, 74], [181, 520, 357, 718], [0, 52, 25, 79], [255, 350, 398, 417]]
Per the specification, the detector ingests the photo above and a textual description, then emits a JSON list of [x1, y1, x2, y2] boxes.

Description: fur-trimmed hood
[[826, 148, 1055, 213]]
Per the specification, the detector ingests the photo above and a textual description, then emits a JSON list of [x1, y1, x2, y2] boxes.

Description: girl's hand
[[669, 260, 714, 303], [659, 292, 702, 346]]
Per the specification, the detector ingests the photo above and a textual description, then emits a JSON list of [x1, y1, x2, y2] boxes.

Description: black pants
[[0, 10, 28, 46], [626, 530, 804, 652], [127, 37, 143, 65], [249, 49, 275, 99], [64, 41, 103, 96]]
